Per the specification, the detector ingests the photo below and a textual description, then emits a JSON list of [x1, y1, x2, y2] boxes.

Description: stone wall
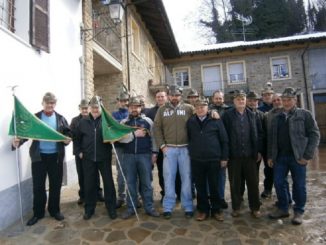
[[83, 0, 94, 100], [167, 48, 309, 104]]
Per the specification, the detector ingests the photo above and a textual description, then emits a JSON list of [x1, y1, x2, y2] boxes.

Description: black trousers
[[262, 154, 274, 192], [31, 153, 62, 218], [156, 150, 181, 198], [75, 156, 102, 199], [191, 160, 221, 214], [240, 160, 261, 197], [228, 157, 260, 211], [83, 158, 116, 214]]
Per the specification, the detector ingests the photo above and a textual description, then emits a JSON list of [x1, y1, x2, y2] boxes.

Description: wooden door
[[313, 93, 326, 144]]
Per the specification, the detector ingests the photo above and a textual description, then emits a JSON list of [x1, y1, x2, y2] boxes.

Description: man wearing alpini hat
[[74, 96, 117, 220], [119, 96, 160, 219], [268, 87, 320, 225], [12, 92, 71, 226], [154, 85, 194, 219], [187, 97, 229, 221], [222, 90, 263, 218]]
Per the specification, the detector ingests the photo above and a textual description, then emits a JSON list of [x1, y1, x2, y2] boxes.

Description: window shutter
[[30, 0, 49, 52]]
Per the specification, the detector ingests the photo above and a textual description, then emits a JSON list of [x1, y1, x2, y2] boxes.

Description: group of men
[[12, 81, 320, 226]]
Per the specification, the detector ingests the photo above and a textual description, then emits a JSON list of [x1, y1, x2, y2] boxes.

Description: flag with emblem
[[101, 105, 137, 142], [8, 96, 69, 141]]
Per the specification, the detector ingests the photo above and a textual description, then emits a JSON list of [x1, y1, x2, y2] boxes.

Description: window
[[131, 18, 140, 57], [202, 64, 223, 96], [31, 0, 49, 52], [0, 0, 15, 32], [271, 56, 291, 80], [227, 61, 246, 84], [174, 67, 190, 87]]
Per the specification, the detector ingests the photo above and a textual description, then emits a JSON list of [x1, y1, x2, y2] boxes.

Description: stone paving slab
[[1, 148, 326, 245]]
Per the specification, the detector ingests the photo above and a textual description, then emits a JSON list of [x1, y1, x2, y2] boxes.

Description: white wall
[[0, 0, 83, 192]]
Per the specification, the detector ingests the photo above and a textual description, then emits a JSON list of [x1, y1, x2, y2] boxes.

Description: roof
[[132, 0, 180, 59], [180, 32, 326, 55]]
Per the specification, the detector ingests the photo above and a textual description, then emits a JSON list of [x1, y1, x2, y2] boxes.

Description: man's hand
[[162, 146, 169, 154], [134, 129, 146, 137], [12, 138, 21, 148], [298, 158, 309, 165], [79, 153, 83, 159], [257, 153, 262, 162], [152, 154, 158, 164], [64, 138, 71, 145], [210, 110, 220, 119], [267, 159, 273, 168], [220, 160, 228, 168]]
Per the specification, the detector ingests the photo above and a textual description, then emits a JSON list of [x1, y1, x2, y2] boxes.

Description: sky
[[162, 0, 206, 51], [162, 0, 312, 51]]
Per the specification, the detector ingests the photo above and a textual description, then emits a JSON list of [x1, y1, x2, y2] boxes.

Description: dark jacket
[[222, 107, 263, 159], [209, 103, 230, 117], [145, 104, 159, 121], [248, 107, 266, 154], [120, 114, 153, 154], [17, 111, 71, 163], [70, 114, 83, 155], [268, 107, 320, 162], [187, 114, 229, 161], [258, 102, 273, 113], [75, 114, 112, 162]]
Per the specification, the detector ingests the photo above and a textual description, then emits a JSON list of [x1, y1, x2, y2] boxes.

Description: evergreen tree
[[315, 1, 326, 31], [252, 0, 290, 39], [286, 0, 306, 35]]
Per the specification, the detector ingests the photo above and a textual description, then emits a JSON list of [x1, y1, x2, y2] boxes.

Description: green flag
[[8, 96, 70, 141], [101, 105, 137, 142]]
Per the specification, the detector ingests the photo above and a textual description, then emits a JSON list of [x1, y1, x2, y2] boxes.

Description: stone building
[[164, 34, 326, 142], [82, 0, 179, 110]]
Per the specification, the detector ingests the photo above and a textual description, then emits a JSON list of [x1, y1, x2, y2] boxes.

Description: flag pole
[[111, 138, 140, 221], [10, 86, 25, 228]]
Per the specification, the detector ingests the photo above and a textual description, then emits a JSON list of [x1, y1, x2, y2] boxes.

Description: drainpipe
[[125, 6, 131, 91], [301, 44, 310, 110]]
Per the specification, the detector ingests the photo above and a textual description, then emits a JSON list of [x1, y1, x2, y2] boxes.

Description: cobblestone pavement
[[1, 146, 326, 245]]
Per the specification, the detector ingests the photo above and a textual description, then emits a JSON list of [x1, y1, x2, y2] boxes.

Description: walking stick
[[111, 143, 140, 221]]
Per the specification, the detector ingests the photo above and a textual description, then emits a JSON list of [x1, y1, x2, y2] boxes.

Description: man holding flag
[[74, 96, 117, 220], [12, 92, 71, 226]]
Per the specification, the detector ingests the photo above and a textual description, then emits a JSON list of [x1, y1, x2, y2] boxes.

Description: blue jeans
[[218, 167, 226, 199], [274, 155, 306, 214], [122, 153, 154, 213], [163, 147, 193, 212], [115, 147, 126, 201]]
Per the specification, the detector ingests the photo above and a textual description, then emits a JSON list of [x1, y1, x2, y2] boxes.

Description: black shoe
[[108, 209, 117, 220], [115, 199, 125, 209], [163, 212, 172, 219], [185, 211, 194, 219], [146, 209, 160, 217], [83, 212, 93, 220], [51, 212, 64, 221], [77, 198, 84, 205], [261, 190, 271, 199], [221, 199, 228, 209], [26, 216, 43, 226]]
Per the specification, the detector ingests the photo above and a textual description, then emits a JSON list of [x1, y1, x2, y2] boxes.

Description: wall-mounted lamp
[[100, 0, 125, 24]]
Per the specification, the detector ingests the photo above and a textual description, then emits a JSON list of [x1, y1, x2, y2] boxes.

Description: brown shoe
[[251, 210, 261, 218], [196, 212, 207, 221], [213, 212, 224, 222], [231, 210, 240, 217]]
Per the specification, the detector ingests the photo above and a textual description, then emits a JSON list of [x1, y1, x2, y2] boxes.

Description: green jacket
[[154, 101, 194, 148]]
